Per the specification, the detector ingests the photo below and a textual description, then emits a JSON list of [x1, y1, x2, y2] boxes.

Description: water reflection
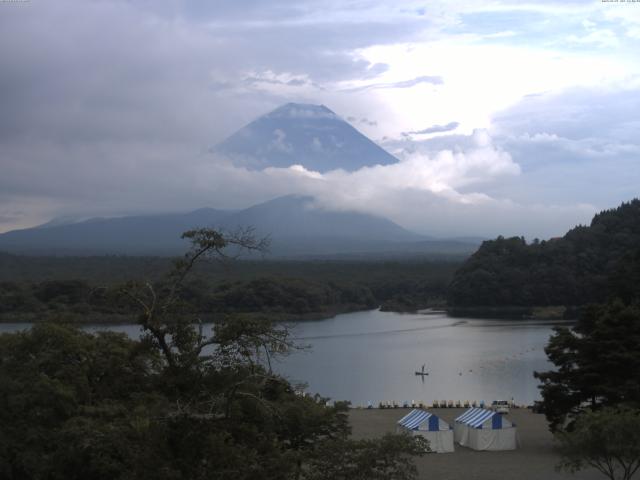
[[0, 309, 564, 406], [278, 310, 562, 406]]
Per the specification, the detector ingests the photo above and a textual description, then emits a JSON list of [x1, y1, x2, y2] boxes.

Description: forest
[[0, 255, 458, 323], [448, 199, 640, 314], [3, 199, 640, 323], [0, 229, 428, 479]]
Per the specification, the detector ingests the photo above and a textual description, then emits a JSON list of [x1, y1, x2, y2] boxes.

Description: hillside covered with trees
[[532, 216, 640, 480], [0, 256, 457, 323], [448, 199, 640, 313]]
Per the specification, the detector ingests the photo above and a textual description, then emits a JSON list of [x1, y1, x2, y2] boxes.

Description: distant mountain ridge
[[0, 208, 233, 256], [230, 195, 422, 241], [0, 195, 479, 258], [0, 104, 482, 258], [214, 103, 398, 172]]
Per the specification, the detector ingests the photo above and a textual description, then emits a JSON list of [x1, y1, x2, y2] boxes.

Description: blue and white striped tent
[[454, 408, 517, 451], [396, 409, 454, 453]]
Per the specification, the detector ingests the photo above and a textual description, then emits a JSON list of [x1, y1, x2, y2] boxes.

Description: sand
[[349, 408, 603, 480]]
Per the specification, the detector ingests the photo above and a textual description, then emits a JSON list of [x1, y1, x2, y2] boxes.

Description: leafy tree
[[304, 434, 428, 480], [609, 248, 640, 305], [0, 323, 158, 480], [556, 406, 640, 480], [535, 301, 640, 431], [0, 228, 427, 479]]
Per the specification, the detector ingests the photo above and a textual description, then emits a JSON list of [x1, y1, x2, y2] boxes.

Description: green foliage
[[304, 434, 428, 480], [535, 302, 640, 431], [207, 277, 376, 314], [556, 406, 640, 480], [449, 199, 640, 309], [609, 248, 640, 306], [0, 259, 458, 322], [0, 323, 159, 479], [0, 229, 426, 479]]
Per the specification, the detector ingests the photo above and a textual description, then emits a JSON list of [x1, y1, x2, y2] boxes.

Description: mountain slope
[[448, 199, 640, 308], [0, 196, 423, 256], [214, 103, 398, 172], [222, 195, 428, 256], [0, 209, 232, 255], [0, 196, 479, 257], [226, 195, 421, 242]]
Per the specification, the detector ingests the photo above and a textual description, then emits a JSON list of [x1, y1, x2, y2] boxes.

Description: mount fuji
[[214, 103, 398, 172], [0, 104, 482, 257]]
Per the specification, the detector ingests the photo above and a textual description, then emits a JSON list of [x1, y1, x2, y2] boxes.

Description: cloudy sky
[[1, 0, 639, 238]]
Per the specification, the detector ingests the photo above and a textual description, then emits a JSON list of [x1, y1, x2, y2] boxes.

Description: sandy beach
[[349, 408, 603, 480]]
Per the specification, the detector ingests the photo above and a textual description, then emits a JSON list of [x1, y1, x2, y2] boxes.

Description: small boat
[[414, 364, 429, 376]]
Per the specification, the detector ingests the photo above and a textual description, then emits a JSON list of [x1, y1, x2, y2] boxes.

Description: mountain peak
[[265, 103, 338, 121], [214, 103, 398, 172]]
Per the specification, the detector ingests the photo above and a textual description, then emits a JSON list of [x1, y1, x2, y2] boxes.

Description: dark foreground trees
[[535, 246, 640, 479], [0, 229, 426, 480], [534, 302, 640, 431], [556, 407, 640, 480]]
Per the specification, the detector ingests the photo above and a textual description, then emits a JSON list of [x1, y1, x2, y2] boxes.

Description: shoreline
[[447, 305, 578, 320], [0, 304, 373, 325], [0, 304, 578, 326]]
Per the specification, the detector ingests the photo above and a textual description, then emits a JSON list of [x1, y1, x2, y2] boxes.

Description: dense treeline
[[0, 258, 458, 322], [0, 277, 372, 322], [532, 213, 640, 479], [0, 229, 427, 479], [448, 199, 640, 310], [0, 253, 463, 284]]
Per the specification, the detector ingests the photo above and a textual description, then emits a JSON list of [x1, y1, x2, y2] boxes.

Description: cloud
[[404, 121, 460, 135], [483, 86, 640, 207], [185, 136, 588, 239], [347, 116, 378, 126], [311, 137, 323, 152], [268, 129, 294, 153], [374, 84, 640, 228], [567, 29, 620, 48], [241, 73, 316, 89], [0, 0, 638, 240], [12, 125, 579, 240], [343, 75, 443, 92], [0, 215, 21, 224], [0, 124, 549, 238], [491, 85, 640, 143]]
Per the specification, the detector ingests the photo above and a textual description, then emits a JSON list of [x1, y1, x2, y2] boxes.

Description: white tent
[[454, 407, 517, 451], [396, 409, 454, 453]]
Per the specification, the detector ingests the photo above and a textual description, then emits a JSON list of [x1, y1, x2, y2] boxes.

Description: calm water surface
[[0, 309, 564, 406], [280, 309, 563, 406]]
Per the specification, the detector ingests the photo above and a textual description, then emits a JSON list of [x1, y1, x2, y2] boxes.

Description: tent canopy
[[398, 409, 450, 431], [455, 407, 512, 429], [397, 409, 455, 453]]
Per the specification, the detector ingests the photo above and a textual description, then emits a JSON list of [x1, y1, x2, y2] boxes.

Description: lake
[[0, 309, 564, 406]]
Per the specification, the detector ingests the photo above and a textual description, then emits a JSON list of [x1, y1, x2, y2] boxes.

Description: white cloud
[[1, 0, 638, 241], [567, 29, 620, 48], [513, 132, 640, 157], [184, 130, 588, 239], [345, 38, 638, 140], [269, 129, 294, 153]]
